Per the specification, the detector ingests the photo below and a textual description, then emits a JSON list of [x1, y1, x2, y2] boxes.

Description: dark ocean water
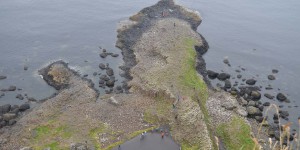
[[0, 0, 299, 133]]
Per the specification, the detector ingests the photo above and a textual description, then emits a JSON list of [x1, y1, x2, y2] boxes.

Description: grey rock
[[276, 93, 287, 101], [224, 80, 231, 89], [246, 106, 262, 116], [27, 97, 37, 102], [8, 86, 17, 91], [250, 91, 261, 100], [24, 65, 28, 70], [263, 102, 270, 106], [8, 120, 17, 126], [217, 73, 230, 81], [246, 79, 256, 85], [106, 68, 114, 76], [272, 69, 279, 74], [264, 93, 274, 99], [111, 54, 119, 57], [236, 108, 248, 117], [100, 53, 108, 58], [247, 101, 256, 107], [70, 143, 88, 150], [0, 75, 7, 80], [99, 63, 106, 70], [207, 70, 218, 79], [237, 74, 242, 79], [16, 94, 24, 100], [19, 103, 30, 111], [268, 75, 276, 80], [221, 102, 236, 110], [3, 113, 17, 121], [106, 79, 115, 87], [0, 104, 11, 114], [109, 97, 119, 106]]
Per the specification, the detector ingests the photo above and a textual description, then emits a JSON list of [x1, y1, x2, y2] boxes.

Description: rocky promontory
[[0, 0, 269, 150]]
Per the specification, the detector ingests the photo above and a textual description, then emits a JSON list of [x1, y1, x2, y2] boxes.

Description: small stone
[[207, 70, 218, 79], [24, 65, 28, 70], [236, 108, 248, 117], [93, 72, 97, 76], [276, 93, 287, 101], [237, 74, 242, 79], [27, 97, 37, 102], [221, 102, 236, 110], [99, 63, 106, 70], [8, 86, 17, 91], [263, 102, 270, 106], [248, 101, 256, 107], [217, 73, 230, 81], [247, 106, 262, 117], [16, 94, 24, 100], [250, 91, 261, 100], [272, 69, 279, 74], [111, 54, 119, 57], [246, 79, 256, 85], [100, 53, 108, 58], [0, 104, 11, 114], [3, 113, 17, 121], [268, 75, 276, 80], [264, 93, 274, 99], [8, 120, 17, 126], [19, 103, 30, 111], [106, 68, 114, 76], [224, 80, 231, 89], [0, 76, 7, 80]]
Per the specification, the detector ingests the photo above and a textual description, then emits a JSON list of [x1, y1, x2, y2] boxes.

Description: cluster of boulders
[[206, 67, 297, 142], [91, 48, 128, 94], [0, 103, 30, 128], [99, 48, 119, 58]]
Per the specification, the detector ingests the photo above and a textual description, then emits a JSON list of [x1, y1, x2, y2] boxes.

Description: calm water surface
[[0, 0, 299, 131]]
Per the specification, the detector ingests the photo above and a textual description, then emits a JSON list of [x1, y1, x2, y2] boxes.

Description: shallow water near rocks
[[0, 0, 299, 139]]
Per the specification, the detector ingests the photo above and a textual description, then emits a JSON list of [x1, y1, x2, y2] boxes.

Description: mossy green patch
[[217, 117, 255, 150], [32, 123, 72, 150]]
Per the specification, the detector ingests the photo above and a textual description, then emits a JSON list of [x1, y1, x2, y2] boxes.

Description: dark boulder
[[3, 113, 17, 121], [224, 80, 231, 89], [264, 93, 274, 99], [273, 114, 279, 120], [207, 70, 218, 79], [27, 97, 37, 102], [246, 106, 262, 117], [106, 68, 114, 76], [276, 93, 287, 101], [272, 69, 279, 74], [246, 79, 256, 85], [8, 120, 17, 126], [0, 104, 11, 114], [16, 94, 24, 100], [100, 75, 110, 81], [250, 91, 261, 100], [279, 110, 289, 119], [263, 102, 270, 106], [0, 75, 7, 80], [106, 79, 115, 87], [111, 54, 119, 57], [99, 80, 105, 85], [268, 75, 276, 80], [8, 86, 17, 91], [24, 65, 28, 70], [255, 116, 264, 123], [99, 63, 106, 70], [19, 103, 30, 111], [217, 73, 230, 81], [100, 53, 108, 58], [237, 74, 242, 79]]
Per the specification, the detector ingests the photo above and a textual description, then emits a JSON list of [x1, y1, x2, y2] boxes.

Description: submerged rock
[[0, 104, 11, 114], [217, 73, 230, 81], [0, 75, 7, 80], [268, 75, 276, 80], [276, 93, 287, 101], [264, 93, 274, 99], [272, 69, 279, 74], [19, 103, 30, 111], [207, 70, 218, 79], [245, 79, 256, 85], [16, 94, 24, 100], [99, 63, 106, 70]]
